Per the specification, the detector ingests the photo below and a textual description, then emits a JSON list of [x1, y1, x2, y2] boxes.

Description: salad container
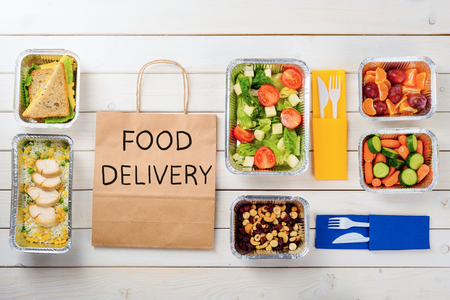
[[358, 56, 437, 121], [225, 59, 311, 175], [359, 128, 438, 193], [14, 49, 80, 128], [10, 134, 73, 253], [230, 195, 310, 259]]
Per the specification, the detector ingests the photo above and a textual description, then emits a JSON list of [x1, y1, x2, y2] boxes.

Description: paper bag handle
[[136, 60, 190, 114]]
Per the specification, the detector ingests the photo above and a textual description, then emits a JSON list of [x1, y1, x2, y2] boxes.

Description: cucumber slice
[[381, 147, 399, 159], [406, 152, 424, 170], [399, 168, 418, 186], [387, 158, 405, 169], [367, 136, 381, 154], [407, 135, 418, 152], [373, 162, 390, 178]]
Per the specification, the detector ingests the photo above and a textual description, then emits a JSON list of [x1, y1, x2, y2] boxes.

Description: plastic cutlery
[[329, 75, 341, 118], [332, 232, 370, 244], [317, 77, 328, 118], [328, 217, 370, 230]]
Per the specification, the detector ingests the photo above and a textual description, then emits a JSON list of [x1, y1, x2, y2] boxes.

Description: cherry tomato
[[258, 84, 279, 107], [280, 108, 302, 129], [233, 125, 254, 143], [280, 68, 303, 89], [254, 146, 276, 169]]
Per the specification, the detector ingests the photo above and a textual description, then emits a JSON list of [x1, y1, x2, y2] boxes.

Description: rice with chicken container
[[17, 139, 70, 246]]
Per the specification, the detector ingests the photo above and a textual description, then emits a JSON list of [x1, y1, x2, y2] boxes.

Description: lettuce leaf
[[262, 140, 288, 165], [251, 70, 274, 89], [237, 142, 258, 157], [284, 128, 299, 155], [279, 87, 298, 99], [271, 73, 285, 91], [45, 100, 75, 124], [22, 63, 41, 107], [237, 95, 256, 130], [255, 118, 271, 133], [238, 76, 252, 106], [63, 58, 74, 84]]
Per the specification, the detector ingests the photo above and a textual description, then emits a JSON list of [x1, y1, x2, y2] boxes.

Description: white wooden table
[[1, 1, 450, 298]]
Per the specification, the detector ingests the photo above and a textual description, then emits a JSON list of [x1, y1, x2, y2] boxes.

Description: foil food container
[[14, 49, 80, 128], [359, 128, 438, 193], [10, 134, 73, 253], [225, 59, 311, 175], [230, 195, 310, 259], [358, 56, 437, 121]]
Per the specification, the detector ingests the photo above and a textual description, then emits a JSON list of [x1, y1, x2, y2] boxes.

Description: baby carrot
[[374, 152, 387, 164], [365, 162, 374, 185], [398, 145, 410, 160], [398, 135, 407, 146], [385, 171, 400, 187], [364, 141, 376, 162], [381, 139, 401, 149], [372, 178, 382, 187], [416, 164, 430, 183], [381, 166, 396, 185], [417, 140, 423, 155]]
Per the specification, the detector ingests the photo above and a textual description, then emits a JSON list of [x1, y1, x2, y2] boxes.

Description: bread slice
[[23, 62, 69, 119], [28, 68, 54, 103]]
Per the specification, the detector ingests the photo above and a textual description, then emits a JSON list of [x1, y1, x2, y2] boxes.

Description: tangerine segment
[[362, 98, 377, 116], [402, 86, 421, 96], [383, 79, 391, 90], [364, 74, 375, 84], [386, 99, 396, 116], [399, 102, 418, 114], [366, 70, 376, 76], [394, 95, 408, 113], [416, 72, 427, 90], [403, 68, 418, 87], [375, 67, 387, 85], [378, 82, 389, 101]]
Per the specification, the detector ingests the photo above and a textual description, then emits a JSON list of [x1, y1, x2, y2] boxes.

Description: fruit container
[[358, 56, 437, 121], [10, 134, 73, 253], [230, 195, 310, 259], [225, 59, 311, 175], [359, 128, 438, 193], [14, 49, 80, 128]]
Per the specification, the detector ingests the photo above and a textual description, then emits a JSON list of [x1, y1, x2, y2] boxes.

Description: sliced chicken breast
[[31, 173, 62, 191], [28, 205, 58, 227], [26, 186, 60, 207], [36, 159, 61, 178]]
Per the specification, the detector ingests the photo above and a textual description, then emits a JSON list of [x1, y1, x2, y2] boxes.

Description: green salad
[[231, 64, 305, 171]]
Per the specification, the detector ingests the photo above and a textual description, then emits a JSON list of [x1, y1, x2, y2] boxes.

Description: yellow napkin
[[312, 70, 347, 180]]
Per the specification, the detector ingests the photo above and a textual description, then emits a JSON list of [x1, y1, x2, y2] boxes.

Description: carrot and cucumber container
[[359, 129, 438, 193]]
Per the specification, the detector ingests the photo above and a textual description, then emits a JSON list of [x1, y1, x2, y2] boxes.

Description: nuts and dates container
[[230, 195, 310, 259], [359, 128, 438, 193], [358, 56, 437, 121]]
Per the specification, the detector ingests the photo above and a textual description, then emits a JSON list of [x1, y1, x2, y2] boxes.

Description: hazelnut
[[270, 240, 278, 248], [251, 205, 256, 209], [254, 234, 261, 242], [242, 220, 249, 226], [289, 211, 298, 219], [262, 206, 268, 213], [290, 231, 298, 237], [249, 209, 257, 217], [273, 219, 279, 225], [280, 212, 287, 219], [293, 224, 299, 231], [273, 206, 281, 214], [244, 223, 253, 234], [291, 206, 298, 212], [266, 245, 272, 251], [271, 230, 278, 237], [289, 243, 297, 251], [243, 212, 250, 219], [266, 233, 273, 241], [265, 212, 271, 218], [289, 237, 296, 242]]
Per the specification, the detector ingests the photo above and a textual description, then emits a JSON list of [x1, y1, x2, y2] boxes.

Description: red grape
[[373, 100, 387, 115], [387, 69, 406, 84], [408, 93, 427, 110], [363, 82, 379, 98], [388, 84, 403, 103]]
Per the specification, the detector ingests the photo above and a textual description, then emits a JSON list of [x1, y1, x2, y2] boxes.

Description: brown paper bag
[[92, 60, 217, 249]]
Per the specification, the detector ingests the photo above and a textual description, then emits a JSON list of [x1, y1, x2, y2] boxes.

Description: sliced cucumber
[[367, 136, 381, 154], [406, 152, 424, 170], [407, 135, 418, 152], [381, 147, 399, 159], [387, 158, 405, 169], [373, 162, 390, 178], [399, 168, 418, 186]]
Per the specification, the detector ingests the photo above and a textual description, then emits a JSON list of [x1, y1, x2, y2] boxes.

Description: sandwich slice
[[27, 68, 54, 104], [23, 62, 70, 119]]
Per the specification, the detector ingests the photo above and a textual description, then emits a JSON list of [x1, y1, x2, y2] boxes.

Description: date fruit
[[408, 93, 427, 110], [373, 100, 387, 115], [387, 69, 406, 84], [363, 82, 379, 98]]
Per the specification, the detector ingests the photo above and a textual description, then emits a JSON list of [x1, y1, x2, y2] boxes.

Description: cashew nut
[[293, 224, 299, 231], [289, 237, 296, 242], [280, 204, 286, 211], [250, 237, 260, 246], [254, 234, 261, 242], [270, 239, 278, 248], [249, 209, 257, 217], [253, 215, 260, 221], [266, 245, 272, 251], [262, 206, 268, 213], [244, 223, 253, 234], [273, 219, 279, 225], [242, 220, 249, 226], [243, 212, 250, 219], [257, 207, 265, 218], [289, 243, 297, 251], [256, 241, 269, 250], [265, 212, 271, 218], [291, 206, 298, 212], [271, 230, 278, 237], [289, 211, 298, 219], [280, 212, 287, 219], [281, 222, 286, 226], [264, 213, 276, 223], [278, 231, 288, 243], [266, 233, 273, 241], [273, 206, 281, 214], [281, 225, 290, 232], [290, 231, 298, 237]]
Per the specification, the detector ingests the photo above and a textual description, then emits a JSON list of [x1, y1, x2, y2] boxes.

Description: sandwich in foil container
[[230, 195, 310, 259], [359, 128, 438, 193], [10, 134, 73, 253], [14, 49, 80, 128]]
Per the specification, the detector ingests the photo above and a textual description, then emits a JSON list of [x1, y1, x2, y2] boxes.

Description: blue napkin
[[368, 215, 430, 250], [315, 215, 369, 249]]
